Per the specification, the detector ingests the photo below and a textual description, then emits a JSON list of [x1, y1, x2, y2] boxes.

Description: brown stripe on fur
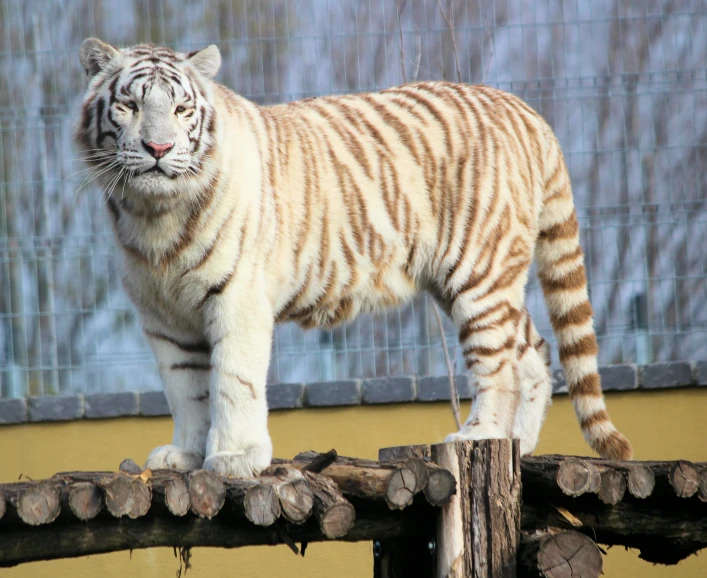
[[538, 211, 579, 240], [569, 372, 601, 397], [539, 266, 588, 293], [462, 334, 515, 358], [554, 301, 594, 329], [145, 330, 210, 354], [171, 362, 211, 371], [458, 301, 512, 343], [559, 334, 599, 362], [580, 408, 610, 430], [552, 245, 585, 268], [357, 94, 421, 164]]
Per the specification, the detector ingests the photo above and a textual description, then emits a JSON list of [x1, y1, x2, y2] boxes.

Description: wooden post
[[378, 439, 521, 578]]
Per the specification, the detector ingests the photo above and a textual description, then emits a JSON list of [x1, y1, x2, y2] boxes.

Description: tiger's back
[[75, 39, 631, 479]]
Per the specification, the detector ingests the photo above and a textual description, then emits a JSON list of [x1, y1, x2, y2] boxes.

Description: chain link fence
[[1, 0, 705, 397]]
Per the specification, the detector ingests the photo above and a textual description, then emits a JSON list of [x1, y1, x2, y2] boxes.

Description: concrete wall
[[0, 389, 705, 577]]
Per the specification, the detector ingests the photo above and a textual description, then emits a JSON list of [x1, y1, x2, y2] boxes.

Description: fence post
[[378, 439, 521, 578]]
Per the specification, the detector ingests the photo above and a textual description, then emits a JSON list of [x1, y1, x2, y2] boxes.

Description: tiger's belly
[[279, 263, 419, 330]]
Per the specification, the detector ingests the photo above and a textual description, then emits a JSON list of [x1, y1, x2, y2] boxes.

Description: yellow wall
[[1, 389, 705, 577]]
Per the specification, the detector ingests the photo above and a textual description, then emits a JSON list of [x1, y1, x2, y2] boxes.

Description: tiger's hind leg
[[444, 295, 524, 444], [511, 309, 553, 455]]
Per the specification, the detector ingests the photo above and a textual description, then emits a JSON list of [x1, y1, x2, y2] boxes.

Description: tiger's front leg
[[202, 285, 273, 479], [143, 329, 211, 471]]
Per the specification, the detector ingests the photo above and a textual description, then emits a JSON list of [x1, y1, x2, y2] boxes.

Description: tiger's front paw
[[144, 445, 204, 471], [203, 445, 273, 479]]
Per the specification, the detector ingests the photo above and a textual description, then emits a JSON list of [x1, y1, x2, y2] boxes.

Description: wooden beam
[[522, 455, 707, 564], [379, 440, 521, 578]]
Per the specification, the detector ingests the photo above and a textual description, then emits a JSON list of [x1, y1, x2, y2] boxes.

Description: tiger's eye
[[175, 105, 187, 114], [124, 101, 138, 111]]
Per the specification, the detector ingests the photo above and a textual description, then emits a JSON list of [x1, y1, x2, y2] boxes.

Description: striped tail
[[535, 142, 633, 461]]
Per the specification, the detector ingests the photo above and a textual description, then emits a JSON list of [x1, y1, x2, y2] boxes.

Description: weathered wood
[[98, 474, 133, 518], [263, 467, 314, 524], [14, 484, 61, 526], [670, 460, 699, 498], [288, 452, 427, 510], [556, 458, 600, 497], [163, 476, 190, 517], [522, 455, 707, 564], [188, 470, 225, 519], [699, 469, 707, 503], [243, 481, 281, 527], [128, 479, 152, 519], [304, 471, 355, 539], [519, 530, 602, 578], [627, 464, 655, 499], [0, 497, 435, 567], [0, 493, 5, 520], [65, 483, 102, 521], [597, 469, 626, 505], [377, 446, 458, 507], [435, 440, 521, 578]]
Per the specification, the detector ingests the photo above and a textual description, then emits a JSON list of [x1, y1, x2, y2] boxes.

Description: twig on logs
[[301, 449, 338, 473]]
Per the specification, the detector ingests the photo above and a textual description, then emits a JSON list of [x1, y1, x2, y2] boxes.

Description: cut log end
[[698, 469, 707, 503], [165, 477, 190, 517], [423, 467, 457, 506], [188, 470, 225, 519], [319, 502, 356, 539], [67, 482, 102, 520], [0, 493, 6, 520], [17, 485, 61, 526], [244, 484, 281, 527], [532, 531, 603, 578], [627, 464, 656, 499], [129, 480, 152, 519], [598, 469, 626, 505], [100, 475, 134, 518], [385, 467, 416, 510], [277, 478, 314, 524], [556, 458, 600, 497], [670, 461, 699, 498]]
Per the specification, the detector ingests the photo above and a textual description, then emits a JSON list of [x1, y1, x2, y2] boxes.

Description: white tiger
[[75, 38, 632, 478]]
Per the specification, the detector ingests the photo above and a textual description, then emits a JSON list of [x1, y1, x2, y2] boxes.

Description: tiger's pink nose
[[143, 141, 174, 159]]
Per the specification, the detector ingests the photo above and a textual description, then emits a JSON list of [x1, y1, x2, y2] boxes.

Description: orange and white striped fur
[[75, 38, 632, 478]]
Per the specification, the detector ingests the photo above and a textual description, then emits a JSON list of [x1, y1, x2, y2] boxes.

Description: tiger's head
[[75, 38, 221, 201]]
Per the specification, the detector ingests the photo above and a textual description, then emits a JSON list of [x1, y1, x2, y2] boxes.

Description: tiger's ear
[[79, 38, 122, 77], [186, 45, 221, 79]]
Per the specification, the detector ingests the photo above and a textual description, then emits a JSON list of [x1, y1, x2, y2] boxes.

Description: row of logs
[[0, 450, 456, 542], [524, 455, 707, 505]]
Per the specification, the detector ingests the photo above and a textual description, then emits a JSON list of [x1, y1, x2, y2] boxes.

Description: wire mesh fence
[[0, 0, 705, 397]]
